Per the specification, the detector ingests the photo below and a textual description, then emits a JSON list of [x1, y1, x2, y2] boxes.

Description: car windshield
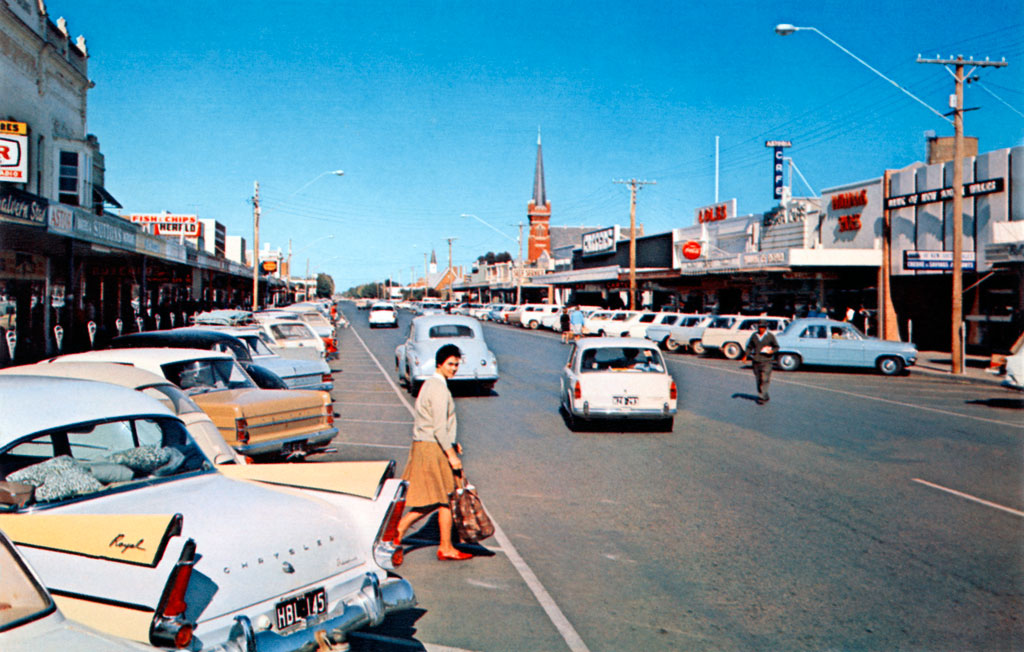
[[428, 324, 475, 338], [579, 346, 665, 373], [161, 359, 255, 394], [0, 536, 52, 631], [0, 417, 210, 507], [270, 323, 313, 341], [240, 335, 275, 356]]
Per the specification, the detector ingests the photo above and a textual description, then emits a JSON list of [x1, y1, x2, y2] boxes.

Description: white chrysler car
[[560, 338, 677, 431], [0, 376, 414, 651]]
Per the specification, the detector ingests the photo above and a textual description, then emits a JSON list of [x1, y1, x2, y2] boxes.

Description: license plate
[[282, 440, 308, 456], [275, 587, 327, 630], [613, 395, 638, 406]]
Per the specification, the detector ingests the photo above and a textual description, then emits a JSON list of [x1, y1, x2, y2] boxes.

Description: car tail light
[[670, 380, 677, 400], [322, 372, 333, 383], [325, 402, 335, 426], [374, 484, 408, 570], [574, 380, 581, 400], [235, 418, 249, 444], [150, 539, 197, 648]]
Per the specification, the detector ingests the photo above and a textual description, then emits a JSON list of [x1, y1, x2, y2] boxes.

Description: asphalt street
[[320, 304, 1023, 652]]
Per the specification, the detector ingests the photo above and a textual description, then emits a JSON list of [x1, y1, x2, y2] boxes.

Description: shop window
[[58, 150, 79, 206]]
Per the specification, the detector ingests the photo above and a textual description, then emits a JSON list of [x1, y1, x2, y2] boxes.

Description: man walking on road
[[742, 320, 778, 405], [569, 306, 585, 341]]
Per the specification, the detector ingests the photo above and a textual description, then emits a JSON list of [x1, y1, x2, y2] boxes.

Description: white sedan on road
[[368, 303, 399, 328], [560, 338, 677, 431]]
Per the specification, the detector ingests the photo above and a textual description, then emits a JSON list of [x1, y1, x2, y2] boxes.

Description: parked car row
[[0, 315, 416, 651]]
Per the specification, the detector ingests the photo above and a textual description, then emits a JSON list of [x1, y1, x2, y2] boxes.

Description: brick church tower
[[527, 131, 551, 262]]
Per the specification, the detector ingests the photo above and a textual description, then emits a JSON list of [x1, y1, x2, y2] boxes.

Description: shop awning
[[92, 184, 123, 209]]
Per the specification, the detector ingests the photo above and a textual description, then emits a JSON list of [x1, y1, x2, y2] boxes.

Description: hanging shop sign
[[904, 250, 976, 271], [74, 210, 138, 250], [694, 199, 737, 224], [765, 140, 792, 200], [0, 187, 47, 227], [0, 121, 29, 183], [0, 251, 46, 281], [128, 213, 200, 238], [885, 178, 1004, 210], [582, 226, 620, 258], [261, 260, 278, 273]]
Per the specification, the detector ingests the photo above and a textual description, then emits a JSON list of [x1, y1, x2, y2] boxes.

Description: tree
[[316, 273, 335, 298]]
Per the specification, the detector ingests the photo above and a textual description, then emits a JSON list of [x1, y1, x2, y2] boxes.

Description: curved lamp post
[[293, 169, 345, 195]]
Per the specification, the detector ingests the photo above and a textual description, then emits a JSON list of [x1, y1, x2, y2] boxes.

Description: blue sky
[[50, 0, 1024, 289]]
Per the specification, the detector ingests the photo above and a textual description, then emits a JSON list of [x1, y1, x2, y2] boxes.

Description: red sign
[[830, 190, 867, 232], [682, 240, 702, 260]]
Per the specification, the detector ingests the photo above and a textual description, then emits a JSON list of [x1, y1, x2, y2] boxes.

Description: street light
[[774, 23, 962, 365], [460, 213, 523, 304], [292, 169, 345, 195]]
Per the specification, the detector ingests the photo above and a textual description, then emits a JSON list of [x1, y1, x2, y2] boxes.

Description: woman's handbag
[[448, 473, 494, 543]]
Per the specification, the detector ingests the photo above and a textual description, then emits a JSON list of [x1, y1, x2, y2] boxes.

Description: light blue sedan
[[773, 318, 917, 376], [395, 315, 499, 395]]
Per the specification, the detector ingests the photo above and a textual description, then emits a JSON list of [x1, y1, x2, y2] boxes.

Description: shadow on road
[[731, 392, 761, 403], [966, 397, 1024, 409]]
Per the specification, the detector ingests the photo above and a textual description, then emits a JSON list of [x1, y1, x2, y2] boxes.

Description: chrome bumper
[[213, 574, 415, 652], [570, 403, 676, 420], [234, 427, 338, 456]]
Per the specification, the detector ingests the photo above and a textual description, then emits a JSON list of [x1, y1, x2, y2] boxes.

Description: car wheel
[[528, 320, 539, 330], [597, 330, 606, 337], [722, 342, 742, 360], [691, 340, 705, 355], [777, 353, 801, 371], [663, 337, 680, 352], [877, 356, 904, 376]]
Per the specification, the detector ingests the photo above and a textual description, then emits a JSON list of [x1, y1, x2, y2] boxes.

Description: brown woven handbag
[[448, 473, 494, 543]]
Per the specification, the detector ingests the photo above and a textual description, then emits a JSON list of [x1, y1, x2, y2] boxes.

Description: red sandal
[[437, 550, 473, 561]]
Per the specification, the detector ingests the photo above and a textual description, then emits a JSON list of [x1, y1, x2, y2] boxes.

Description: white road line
[[670, 357, 1024, 429], [348, 325, 590, 652], [912, 478, 1024, 517], [334, 401, 408, 407], [331, 441, 409, 449]]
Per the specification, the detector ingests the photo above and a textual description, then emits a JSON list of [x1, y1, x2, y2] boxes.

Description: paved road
[[323, 304, 1023, 651]]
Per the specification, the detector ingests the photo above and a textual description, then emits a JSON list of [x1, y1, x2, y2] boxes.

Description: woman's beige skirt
[[402, 441, 456, 509]]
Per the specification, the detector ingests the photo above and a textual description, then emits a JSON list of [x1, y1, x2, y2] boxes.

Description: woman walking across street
[[395, 343, 473, 561], [560, 308, 571, 343]]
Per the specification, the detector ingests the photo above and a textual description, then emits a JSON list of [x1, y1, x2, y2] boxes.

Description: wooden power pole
[[251, 181, 260, 312], [917, 54, 1007, 373], [614, 178, 656, 310]]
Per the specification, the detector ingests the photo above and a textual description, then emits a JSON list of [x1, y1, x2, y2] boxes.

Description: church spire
[[532, 128, 546, 207]]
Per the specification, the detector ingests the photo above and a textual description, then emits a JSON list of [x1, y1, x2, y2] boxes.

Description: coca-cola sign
[[682, 240, 702, 260]]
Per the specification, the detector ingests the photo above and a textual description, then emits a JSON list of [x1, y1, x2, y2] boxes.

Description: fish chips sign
[[128, 213, 199, 238], [0, 121, 29, 183]]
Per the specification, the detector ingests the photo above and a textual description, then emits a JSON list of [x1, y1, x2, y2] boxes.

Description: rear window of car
[[579, 347, 665, 373], [0, 417, 210, 507], [271, 323, 312, 340], [709, 317, 734, 328], [429, 325, 475, 338], [161, 359, 255, 394]]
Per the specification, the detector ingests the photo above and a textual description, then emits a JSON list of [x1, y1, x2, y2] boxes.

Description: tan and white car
[[45, 349, 338, 459], [699, 315, 790, 359]]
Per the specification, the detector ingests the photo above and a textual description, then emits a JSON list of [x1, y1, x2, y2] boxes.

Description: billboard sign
[[128, 213, 199, 238], [694, 198, 736, 224], [885, 178, 1005, 210], [0, 121, 28, 183], [904, 250, 976, 271], [581, 226, 619, 258]]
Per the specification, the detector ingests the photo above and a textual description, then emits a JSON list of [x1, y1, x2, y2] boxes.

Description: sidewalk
[[912, 350, 1009, 387]]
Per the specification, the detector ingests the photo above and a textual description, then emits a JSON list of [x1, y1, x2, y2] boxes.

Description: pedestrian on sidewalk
[[560, 308, 571, 343], [395, 343, 473, 561], [569, 306, 585, 341], [742, 320, 778, 405]]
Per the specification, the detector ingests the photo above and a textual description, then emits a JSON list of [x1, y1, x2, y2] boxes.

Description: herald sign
[[0, 121, 29, 183]]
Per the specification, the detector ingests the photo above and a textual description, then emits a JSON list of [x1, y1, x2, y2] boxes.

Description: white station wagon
[[0, 376, 415, 651], [560, 338, 677, 431]]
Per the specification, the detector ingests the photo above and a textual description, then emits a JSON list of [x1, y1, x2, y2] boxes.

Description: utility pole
[[614, 179, 656, 310], [516, 222, 524, 305], [446, 237, 457, 301], [251, 181, 260, 312], [917, 54, 1007, 374]]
